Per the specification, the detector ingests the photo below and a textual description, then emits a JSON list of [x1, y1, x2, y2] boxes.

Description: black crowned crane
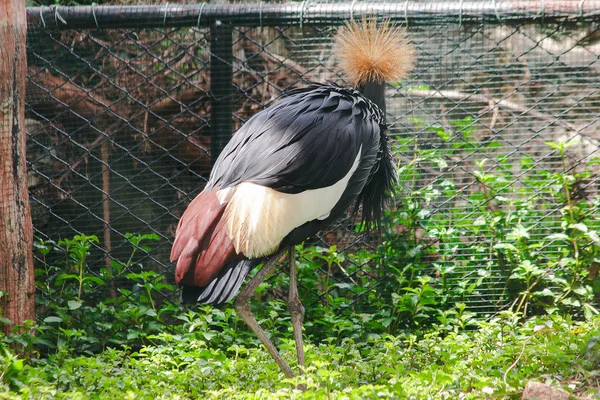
[[171, 18, 415, 378]]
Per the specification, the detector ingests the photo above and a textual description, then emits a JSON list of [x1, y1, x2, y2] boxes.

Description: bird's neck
[[360, 81, 386, 115]]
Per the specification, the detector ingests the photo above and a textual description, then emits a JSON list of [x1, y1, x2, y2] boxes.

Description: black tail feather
[[357, 123, 397, 229], [181, 259, 259, 305]]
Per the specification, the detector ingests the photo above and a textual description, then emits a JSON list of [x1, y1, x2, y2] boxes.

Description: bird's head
[[334, 17, 415, 114]]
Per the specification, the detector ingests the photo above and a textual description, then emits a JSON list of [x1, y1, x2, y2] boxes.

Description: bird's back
[[209, 84, 384, 194]]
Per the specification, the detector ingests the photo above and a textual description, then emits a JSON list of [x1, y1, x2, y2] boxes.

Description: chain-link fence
[[24, 2, 600, 324]]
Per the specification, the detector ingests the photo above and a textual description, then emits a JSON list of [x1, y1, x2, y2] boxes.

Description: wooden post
[[0, 0, 35, 336]]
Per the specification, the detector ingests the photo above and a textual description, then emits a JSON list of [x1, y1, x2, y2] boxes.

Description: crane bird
[[171, 18, 415, 378]]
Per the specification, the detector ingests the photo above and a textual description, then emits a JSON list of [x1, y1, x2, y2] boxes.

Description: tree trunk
[[0, 0, 35, 336]]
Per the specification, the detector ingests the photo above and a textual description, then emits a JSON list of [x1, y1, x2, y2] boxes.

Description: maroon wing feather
[[170, 188, 243, 287]]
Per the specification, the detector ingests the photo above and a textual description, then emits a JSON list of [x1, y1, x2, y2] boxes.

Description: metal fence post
[[210, 22, 233, 162]]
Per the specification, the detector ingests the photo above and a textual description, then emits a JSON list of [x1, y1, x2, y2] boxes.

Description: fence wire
[[24, 2, 600, 329]]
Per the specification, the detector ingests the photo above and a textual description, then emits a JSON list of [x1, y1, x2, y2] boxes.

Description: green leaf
[[546, 233, 569, 241], [55, 273, 78, 284], [537, 288, 555, 297], [473, 216, 486, 226], [583, 303, 599, 320], [570, 223, 588, 233], [494, 243, 517, 252], [561, 297, 581, 307], [587, 231, 600, 245], [43, 316, 63, 324], [127, 331, 140, 340], [68, 300, 82, 310], [82, 276, 105, 285], [509, 224, 530, 240], [146, 309, 157, 317]]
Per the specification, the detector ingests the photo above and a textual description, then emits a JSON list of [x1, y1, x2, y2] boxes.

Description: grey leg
[[288, 246, 305, 372], [234, 247, 294, 378]]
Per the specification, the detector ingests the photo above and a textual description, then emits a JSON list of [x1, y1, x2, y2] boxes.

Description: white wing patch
[[219, 147, 362, 258]]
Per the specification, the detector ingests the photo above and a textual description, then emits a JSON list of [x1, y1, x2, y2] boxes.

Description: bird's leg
[[234, 247, 294, 379], [288, 245, 305, 373]]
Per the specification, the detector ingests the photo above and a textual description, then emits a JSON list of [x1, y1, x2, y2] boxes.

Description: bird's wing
[[208, 85, 379, 194], [205, 85, 382, 259]]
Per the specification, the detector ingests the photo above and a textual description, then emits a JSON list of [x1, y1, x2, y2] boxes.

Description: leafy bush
[[370, 126, 600, 329], [7, 233, 178, 356]]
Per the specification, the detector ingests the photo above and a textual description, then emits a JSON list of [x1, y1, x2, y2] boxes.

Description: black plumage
[[209, 84, 387, 195], [183, 84, 394, 305], [182, 260, 258, 305]]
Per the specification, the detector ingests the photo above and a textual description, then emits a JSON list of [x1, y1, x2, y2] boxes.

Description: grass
[[2, 312, 599, 399]]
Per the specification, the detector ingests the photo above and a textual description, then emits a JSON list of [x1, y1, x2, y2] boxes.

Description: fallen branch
[[258, 50, 309, 77], [28, 70, 212, 174], [27, 69, 127, 123], [149, 84, 209, 116]]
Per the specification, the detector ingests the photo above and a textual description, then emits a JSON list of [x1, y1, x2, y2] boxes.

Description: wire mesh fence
[[24, 1, 600, 330]]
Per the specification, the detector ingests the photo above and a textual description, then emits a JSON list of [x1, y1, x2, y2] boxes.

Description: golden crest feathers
[[334, 17, 415, 86]]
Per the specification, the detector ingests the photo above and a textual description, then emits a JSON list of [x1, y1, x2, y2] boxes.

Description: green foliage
[[0, 348, 26, 392], [0, 314, 598, 398], [8, 115, 598, 359], [10, 233, 174, 356], [370, 124, 600, 330]]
